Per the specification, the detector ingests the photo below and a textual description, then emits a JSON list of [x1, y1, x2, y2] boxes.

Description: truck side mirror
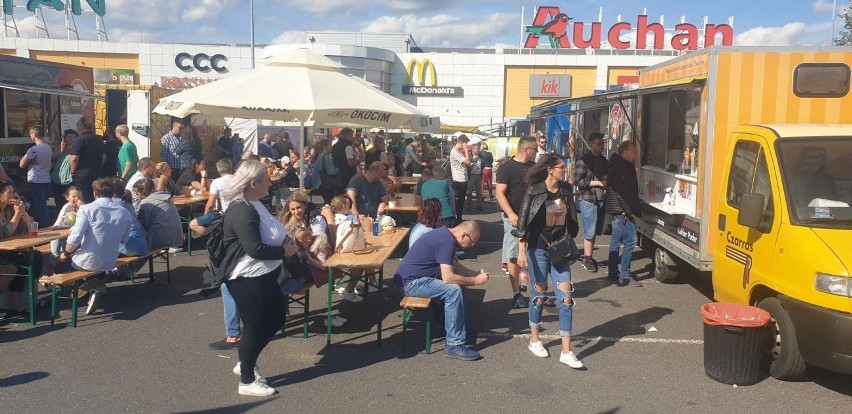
[[738, 193, 765, 231]]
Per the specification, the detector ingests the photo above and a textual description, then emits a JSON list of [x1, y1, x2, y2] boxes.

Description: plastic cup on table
[[28, 222, 38, 238]]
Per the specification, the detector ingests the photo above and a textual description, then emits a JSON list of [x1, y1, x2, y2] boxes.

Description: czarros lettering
[[349, 110, 391, 123], [242, 106, 290, 113], [726, 231, 754, 253]]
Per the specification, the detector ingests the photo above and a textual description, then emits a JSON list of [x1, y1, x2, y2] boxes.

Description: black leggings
[[226, 269, 285, 384], [452, 181, 468, 224]]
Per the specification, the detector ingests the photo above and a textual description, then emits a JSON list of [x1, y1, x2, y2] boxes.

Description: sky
[[2, 0, 849, 48]]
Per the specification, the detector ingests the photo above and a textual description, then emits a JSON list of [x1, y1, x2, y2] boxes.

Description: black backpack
[[199, 215, 227, 296]]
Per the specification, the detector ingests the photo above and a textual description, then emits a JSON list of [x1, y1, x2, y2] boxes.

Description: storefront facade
[[0, 36, 677, 132]]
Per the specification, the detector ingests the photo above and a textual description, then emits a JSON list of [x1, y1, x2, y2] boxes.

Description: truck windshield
[[777, 137, 852, 228]]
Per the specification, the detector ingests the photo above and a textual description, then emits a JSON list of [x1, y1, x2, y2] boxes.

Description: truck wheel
[[757, 297, 807, 380], [653, 247, 681, 283]]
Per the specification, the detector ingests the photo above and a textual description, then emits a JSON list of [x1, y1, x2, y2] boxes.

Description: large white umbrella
[[152, 48, 437, 132]]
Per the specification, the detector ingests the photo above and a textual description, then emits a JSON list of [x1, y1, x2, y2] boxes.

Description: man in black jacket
[[605, 141, 642, 287], [331, 128, 356, 192]]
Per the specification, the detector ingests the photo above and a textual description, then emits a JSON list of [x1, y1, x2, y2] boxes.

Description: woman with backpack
[[219, 159, 297, 397]]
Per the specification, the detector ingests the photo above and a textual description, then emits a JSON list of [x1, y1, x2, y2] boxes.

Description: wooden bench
[[115, 246, 172, 285], [400, 296, 433, 354], [38, 246, 172, 328], [283, 282, 313, 339], [39, 269, 101, 328]]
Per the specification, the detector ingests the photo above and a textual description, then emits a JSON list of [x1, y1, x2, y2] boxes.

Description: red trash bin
[[701, 303, 771, 385]]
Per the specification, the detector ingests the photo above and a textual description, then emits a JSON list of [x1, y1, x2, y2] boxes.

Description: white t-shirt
[[209, 174, 236, 212], [345, 145, 355, 161], [229, 200, 286, 280], [449, 148, 468, 183], [125, 170, 147, 212]]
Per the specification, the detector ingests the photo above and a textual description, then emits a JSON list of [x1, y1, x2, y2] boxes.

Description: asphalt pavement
[[1, 200, 850, 413]]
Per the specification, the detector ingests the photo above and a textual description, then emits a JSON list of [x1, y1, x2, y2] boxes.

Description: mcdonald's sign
[[403, 58, 464, 97]]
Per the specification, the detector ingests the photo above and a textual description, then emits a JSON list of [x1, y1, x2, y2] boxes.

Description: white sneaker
[[340, 291, 363, 303], [334, 286, 348, 294], [233, 362, 267, 384], [528, 341, 550, 358], [85, 289, 101, 315], [238, 379, 276, 396], [324, 315, 348, 327], [168, 247, 183, 254], [559, 351, 585, 369]]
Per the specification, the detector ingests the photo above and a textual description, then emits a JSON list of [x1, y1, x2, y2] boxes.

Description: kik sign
[[2, 0, 106, 16], [403, 58, 464, 97], [529, 74, 572, 98], [524, 6, 733, 50]]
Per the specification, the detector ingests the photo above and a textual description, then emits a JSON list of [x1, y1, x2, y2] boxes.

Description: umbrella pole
[[299, 122, 305, 195]]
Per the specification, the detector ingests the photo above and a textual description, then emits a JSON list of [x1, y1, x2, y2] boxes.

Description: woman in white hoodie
[[133, 178, 184, 249]]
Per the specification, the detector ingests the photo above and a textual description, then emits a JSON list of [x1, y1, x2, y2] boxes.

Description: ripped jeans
[[527, 247, 574, 336]]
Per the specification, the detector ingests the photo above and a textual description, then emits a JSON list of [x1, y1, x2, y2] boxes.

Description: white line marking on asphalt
[[478, 331, 703, 344]]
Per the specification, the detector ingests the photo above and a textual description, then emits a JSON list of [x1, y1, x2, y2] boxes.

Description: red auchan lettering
[[525, 7, 733, 51]]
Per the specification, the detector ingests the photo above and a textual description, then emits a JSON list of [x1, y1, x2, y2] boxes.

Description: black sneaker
[[582, 257, 598, 273], [543, 297, 557, 307], [513, 293, 529, 309]]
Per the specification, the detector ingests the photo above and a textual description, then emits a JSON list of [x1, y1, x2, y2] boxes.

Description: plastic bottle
[[519, 267, 530, 290]]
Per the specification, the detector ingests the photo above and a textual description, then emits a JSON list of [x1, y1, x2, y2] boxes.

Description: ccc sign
[[405, 58, 437, 86], [175, 53, 228, 74]]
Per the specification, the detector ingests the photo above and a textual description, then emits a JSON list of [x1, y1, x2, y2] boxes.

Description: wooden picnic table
[[0, 227, 71, 325], [397, 176, 419, 189], [385, 195, 419, 214], [323, 226, 410, 347]]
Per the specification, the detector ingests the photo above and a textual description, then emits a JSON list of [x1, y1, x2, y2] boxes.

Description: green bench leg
[[70, 285, 79, 328], [50, 285, 58, 326], [401, 307, 432, 355], [302, 290, 309, 339]]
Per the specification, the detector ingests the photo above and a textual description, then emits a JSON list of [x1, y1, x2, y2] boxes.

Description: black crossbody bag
[[545, 191, 582, 267]]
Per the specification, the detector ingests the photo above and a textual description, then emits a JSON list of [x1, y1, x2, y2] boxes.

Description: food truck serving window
[[793, 63, 850, 98], [4, 89, 45, 138], [641, 86, 702, 174]]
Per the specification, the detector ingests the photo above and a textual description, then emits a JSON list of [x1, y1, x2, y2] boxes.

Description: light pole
[[250, 0, 256, 68]]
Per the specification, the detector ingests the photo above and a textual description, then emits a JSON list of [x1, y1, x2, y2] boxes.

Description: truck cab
[[715, 124, 852, 379]]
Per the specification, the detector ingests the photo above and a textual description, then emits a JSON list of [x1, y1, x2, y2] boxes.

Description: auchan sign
[[524, 6, 733, 50]]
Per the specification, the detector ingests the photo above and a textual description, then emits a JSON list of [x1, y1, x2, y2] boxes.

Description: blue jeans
[[221, 282, 240, 338], [578, 199, 605, 240], [608, 214, 637, 279], [527, 248, 574, 336], [402, 277, 466, 346], [29, 182, 50, 227]]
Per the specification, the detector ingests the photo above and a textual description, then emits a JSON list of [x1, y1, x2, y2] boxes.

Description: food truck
[[532, 47, 852, 380], [0, 55, 95, 188]]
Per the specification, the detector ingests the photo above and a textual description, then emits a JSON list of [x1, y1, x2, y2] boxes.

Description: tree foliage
[[836, 1, 852, 45]]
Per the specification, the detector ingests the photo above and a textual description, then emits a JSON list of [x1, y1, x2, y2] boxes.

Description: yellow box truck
[[540, 47, 852, 379], [637, 47, 852, 380]]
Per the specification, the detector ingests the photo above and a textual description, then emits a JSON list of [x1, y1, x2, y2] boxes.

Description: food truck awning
[[532, 75, 707, 117], [0, 81, 99, 99]]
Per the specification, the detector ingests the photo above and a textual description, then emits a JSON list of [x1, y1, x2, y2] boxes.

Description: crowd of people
[[2, 117, 646, 398]]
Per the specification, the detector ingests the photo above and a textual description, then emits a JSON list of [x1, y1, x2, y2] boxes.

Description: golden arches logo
[[406, 58, 438, 87]]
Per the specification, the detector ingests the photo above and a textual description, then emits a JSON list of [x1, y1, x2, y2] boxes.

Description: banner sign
[[3, 0, 106, 16], [94, 68, 135, 84], [403, 58, 464, 97], [524, 6, 734, 50]]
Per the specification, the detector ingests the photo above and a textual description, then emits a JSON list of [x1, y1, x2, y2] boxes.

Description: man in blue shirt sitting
[[393, 220, 489, 361]]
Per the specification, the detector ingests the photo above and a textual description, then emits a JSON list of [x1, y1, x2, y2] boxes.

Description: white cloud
[[362, 13, 517, 48], [384, 0, 459, 12], [734, 22, 808, 46], [107, 0, 183, 30], [813, 0, 836, 13], [279, 0, 366, 16], [184, 0, 237, 23], [272, 30, 309, 44]]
